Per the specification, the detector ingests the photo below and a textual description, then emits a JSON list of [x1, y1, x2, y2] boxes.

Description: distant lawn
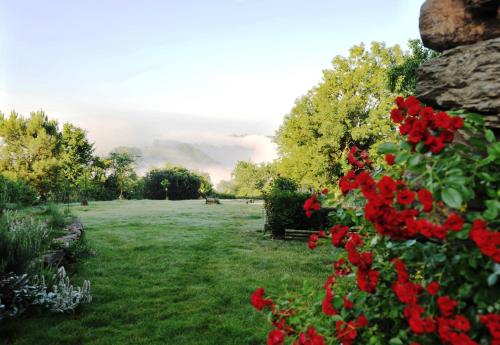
[[1, 200, 333, 345]]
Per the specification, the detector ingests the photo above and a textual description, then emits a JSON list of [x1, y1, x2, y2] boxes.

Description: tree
[[59, 123, 94, 204], [107, 150, 138, 200], [218, 161, 277, 197], [387, 39, 439, 96], [275, 42, 405, 189], [0, 111, 61, 199]]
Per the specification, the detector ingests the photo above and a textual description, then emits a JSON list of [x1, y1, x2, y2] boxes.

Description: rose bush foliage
[[251, 96, 499, 345]]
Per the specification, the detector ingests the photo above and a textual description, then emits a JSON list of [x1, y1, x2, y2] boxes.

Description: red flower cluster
[[391, 258, 481, 344], [328, 223, 381, 293], [251, 288, 273, 311], [251, 289, 298, 345], [340, 167, 463, 240], [469, 220, 500, 263], [479, 314, 500, 345], [335, 316, 368, 345], [294, 326, 326, 345], [308, 231, 326, 250], [391, 96, 463, 154], [436, 295, 479, 345], [347, 146, 371, 169], [268, 329, 285, 345], [322, 274, 337, 316], [304, 193, 321, 218], [391, 258, 435, 334]]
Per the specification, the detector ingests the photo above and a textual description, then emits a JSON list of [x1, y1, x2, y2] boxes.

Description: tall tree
[[275, 42, 404, 189], [0, 111, 61, 199]]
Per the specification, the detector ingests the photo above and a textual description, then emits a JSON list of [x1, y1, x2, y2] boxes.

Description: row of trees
[[220, 40, 437, 195], [0, 111, 214, 204]]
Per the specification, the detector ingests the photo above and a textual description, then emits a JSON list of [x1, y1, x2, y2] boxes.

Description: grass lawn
[[1, 200, 333, 345]]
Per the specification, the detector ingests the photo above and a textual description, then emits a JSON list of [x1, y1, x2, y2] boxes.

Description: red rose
[[450, 116, 464, 130], [343, 294, 354, 309], [397, 189, 416, 205], [417, 189, 433, 212], [437, 296, 457, 317], [251, 288, 273, 311], [427, 281, 440, 295], [331, 225, 349, 247], [356, 315, 368, 328], [390, 108, 405, 123], [444, 213, 464, 231], [434, 111, 451, 129], [322, 293, 337, 316], [395, 96, 405, 109], [267, 329, 285, 345], [377, 176, 397, 197], [385, 153, 396, 165]]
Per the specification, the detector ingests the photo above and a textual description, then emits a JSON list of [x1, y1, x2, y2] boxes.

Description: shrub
[[264, 178, 330, 237], [0, 176, 37, 212], [143, 167, 206, 200], [0, 212, 50, 275], [0, 267, 92, 320], [251, 97, 500, 345]]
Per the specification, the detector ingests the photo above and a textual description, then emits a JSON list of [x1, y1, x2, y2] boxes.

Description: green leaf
[[395, 152, 411, 164], [441, 188, 463, 209], [408, 155, 421, 168], [485, 129, 496, 143], [378, 142, 398, 154], [466, 112, 485, 125], [389, 338, 403, 345], [487, 273, 498, 287]]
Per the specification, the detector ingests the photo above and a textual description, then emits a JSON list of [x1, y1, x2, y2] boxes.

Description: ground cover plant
[[251, 97, 500, 344], [0, 204, 92, 321], [1, 199, 333, 344]]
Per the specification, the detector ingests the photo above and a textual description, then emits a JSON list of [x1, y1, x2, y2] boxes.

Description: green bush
[[143, 167, 207, 200], [264, 190, 329, 237], [0, 212, 50, 275], [0, 176, 37, 212], [212, 192, 237, 199]]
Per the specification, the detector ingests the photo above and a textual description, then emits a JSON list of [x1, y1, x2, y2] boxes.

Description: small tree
[[107, 151, 138, 200]]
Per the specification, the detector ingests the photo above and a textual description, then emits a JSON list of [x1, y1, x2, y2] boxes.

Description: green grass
[[1, 200, 333, 345]]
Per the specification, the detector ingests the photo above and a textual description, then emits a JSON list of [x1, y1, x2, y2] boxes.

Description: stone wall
[[417, 0, 500, 129]]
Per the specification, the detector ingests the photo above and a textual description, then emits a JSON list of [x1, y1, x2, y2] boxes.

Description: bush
[[0, 176, 37, 212], [212, 192, 237, 199], [143, 167, 206, 200], [0, 212, 50, 275], [251, 97, 500, 345], [264, 191, 329, 237]]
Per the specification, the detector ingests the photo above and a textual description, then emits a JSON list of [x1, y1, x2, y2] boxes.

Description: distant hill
[[112, 139, 255, 184]]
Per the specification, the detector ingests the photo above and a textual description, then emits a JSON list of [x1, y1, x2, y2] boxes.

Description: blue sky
[[0, 0, 423, 168]]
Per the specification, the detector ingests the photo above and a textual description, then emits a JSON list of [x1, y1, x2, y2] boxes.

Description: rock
[[419, 0, 500, 51], [465, 0, 499, 13], [43, 220, 85, 266], [416, 37, 500, 121], [43, 250, 67, 267]]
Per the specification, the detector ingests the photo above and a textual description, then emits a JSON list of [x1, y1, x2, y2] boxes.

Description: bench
[[205, 197, 220, 204], [284, 225, 362, 241], [284, 229, 319, 241]]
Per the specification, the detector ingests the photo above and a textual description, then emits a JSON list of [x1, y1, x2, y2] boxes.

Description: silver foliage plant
[[33, 266, 92, 312], [0, 268, 92, 320]]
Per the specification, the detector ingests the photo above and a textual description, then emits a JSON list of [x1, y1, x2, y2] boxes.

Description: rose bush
[[251, 96, 499, 345]]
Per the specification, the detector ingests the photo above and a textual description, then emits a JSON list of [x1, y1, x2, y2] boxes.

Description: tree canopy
[[275, 42, 405, 189]]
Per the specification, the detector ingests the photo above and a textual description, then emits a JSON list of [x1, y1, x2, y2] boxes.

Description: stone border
[[43, 219, 85, 267]]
